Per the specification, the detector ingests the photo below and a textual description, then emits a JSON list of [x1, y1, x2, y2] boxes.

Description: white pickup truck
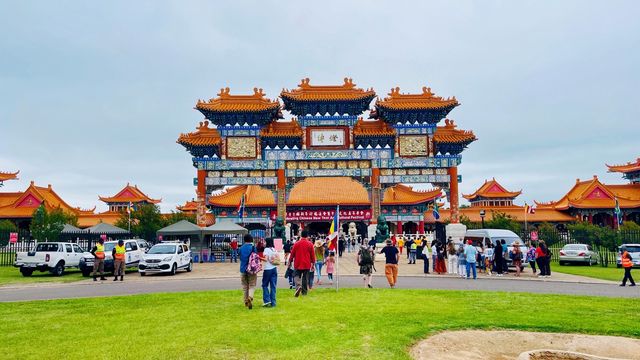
[[14, 242, 90, 277]]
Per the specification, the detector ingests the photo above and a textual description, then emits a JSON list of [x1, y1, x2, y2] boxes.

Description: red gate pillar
[[277, 169, 286, 221], [371, 168, 381, 222], [196, 170, 207, 227], [449, 166, 460, 223], [397, 221, 403, 235]]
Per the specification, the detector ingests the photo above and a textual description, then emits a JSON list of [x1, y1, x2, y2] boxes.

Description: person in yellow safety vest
[[90, 238, 107, 281], [112, 239, 126, 282], [620, 250, 636, 287]]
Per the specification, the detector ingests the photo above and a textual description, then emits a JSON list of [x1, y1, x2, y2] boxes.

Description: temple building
[[437, 179, 575, 225], [607, 158, 640, 184], [99, 184, 161, 213], [178, 78, 477, 241]]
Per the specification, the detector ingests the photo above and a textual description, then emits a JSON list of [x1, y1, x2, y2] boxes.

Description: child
[[325, 252, 336, 285], [307, 262, 315, 290]]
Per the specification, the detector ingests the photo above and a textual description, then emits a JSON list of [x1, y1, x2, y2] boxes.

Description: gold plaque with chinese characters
[[226, 137, 257, 159], [399, 135, 428, 157]]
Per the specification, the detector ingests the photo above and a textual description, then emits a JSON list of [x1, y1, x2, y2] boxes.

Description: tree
[[536, 222, 563, 246], [29, 205, 66, 241], [485, 211, 520, 233], [115, 204, 166, 241], [568, 222, 620, 250], [165, 211, 196, 225], [620, 220, 640, 231], [0, 220, 17, 232]]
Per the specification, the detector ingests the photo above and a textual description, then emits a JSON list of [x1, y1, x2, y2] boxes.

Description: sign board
[[272, 209, 372, 221], [530, 231, 538, 241], [309, 128, 346, 147], [9, 232, 18, 244]]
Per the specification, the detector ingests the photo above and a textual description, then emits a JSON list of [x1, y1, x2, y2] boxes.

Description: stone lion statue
[[273, 217, 286, 239], [375, 215, 390, 243], [348, 222, 357, 239]]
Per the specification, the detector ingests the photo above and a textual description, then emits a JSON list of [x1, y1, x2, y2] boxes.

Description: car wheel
[[51, 262, 65, 276], [559, 261, 565, 266], [186, 261, 193, 272], [20, 268, 33, 277], [171, 263, 177, 276], [140, 271, 146, 276], [81, 270, 91, 277]]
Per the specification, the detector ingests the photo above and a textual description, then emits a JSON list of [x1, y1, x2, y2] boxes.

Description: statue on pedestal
[[348, 222, 357, 240], [273, 217, 286, 239], [375, 215, 390, 243]]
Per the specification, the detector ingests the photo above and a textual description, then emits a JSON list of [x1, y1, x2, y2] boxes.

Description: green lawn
[[0, 265, 85, 286], [1, 289, 639, 360], [551, 261, 625, 282]]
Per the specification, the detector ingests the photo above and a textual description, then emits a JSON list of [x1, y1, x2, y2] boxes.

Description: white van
[[465, 229, 529, 268]]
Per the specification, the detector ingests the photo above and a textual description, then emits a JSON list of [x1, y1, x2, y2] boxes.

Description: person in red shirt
[[230, 237, 239, 263], [289, 230, 316, 297]]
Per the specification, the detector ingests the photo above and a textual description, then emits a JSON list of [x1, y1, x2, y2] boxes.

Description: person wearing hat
[[314, 239, 325, 285], [509, 241, 523, 277], [90, 238, 107, 281], [463, 239, 478, 280], [379, 239, 399, 288], [112, 239, 126, 281]]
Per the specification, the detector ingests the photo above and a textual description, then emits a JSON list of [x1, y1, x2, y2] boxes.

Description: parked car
[[136, 239, 151, 253], [465, 229, 529, 268], [14, 242, 90, 277], [139, 242, 192, 276], [558, 244, 598, 265], [79, 239, 145, 276], [617, 244, 640, 268]]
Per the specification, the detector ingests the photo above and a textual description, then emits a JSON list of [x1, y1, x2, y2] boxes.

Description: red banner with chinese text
[[271, 209, 371, 221]]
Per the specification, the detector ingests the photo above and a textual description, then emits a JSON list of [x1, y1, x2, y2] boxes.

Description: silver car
[[559, 244, 598, 266]]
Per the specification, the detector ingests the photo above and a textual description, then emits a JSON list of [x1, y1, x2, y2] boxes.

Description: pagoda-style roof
[[288, 177, 370, 206], [99, 184, 161, 204], [177, 199, 198, 213], [607, 158, 640, 174], [209, 185, 275, 207], [463, 178, 522, 201], [195, 87, 282, 126], [77, 211, 122, 228], [382, 184, 441, 205], [0, 170, 19, 183], [177, 121, 222, 147], [352, 118, 396, 137], [280, 78, 376, 116], [372, 86, 459, 124], [535, 175, 640, 210], [0, 181, 96, 218], [434, 119, 477, 144], [260, 119, 304, 138]]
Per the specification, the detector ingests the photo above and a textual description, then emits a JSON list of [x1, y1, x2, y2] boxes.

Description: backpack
[[359, 249, 373, 266], [246, 246, 262, 274]]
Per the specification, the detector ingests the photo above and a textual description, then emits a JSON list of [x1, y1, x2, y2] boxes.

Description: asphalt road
[[0, 275, 638, 302]]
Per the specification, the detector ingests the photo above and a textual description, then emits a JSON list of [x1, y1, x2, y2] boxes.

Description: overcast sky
[[1, 1, 638, 213]]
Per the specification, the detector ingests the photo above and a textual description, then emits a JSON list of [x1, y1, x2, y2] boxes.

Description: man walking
[[90, 238, 107, 281], [289, 230, 315, 297], [379, 239, 399, 288], [409, 240, 417, 264], [112, 239, 126, 281], [620, 248, 636, 287], [464, 239, 477, 280], [239, 234, 258, 309]]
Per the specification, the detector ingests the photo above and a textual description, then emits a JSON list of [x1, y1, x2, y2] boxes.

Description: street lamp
[[479, 210, 486, 228]]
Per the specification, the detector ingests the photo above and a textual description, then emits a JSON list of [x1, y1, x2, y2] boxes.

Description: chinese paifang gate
[[177, 78, 477, 243]]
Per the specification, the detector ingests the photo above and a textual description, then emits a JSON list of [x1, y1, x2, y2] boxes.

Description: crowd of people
[[234, 231, 584, 310]]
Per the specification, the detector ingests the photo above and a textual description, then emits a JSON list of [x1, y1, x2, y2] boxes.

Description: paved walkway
[[1, 253, 636, 302]]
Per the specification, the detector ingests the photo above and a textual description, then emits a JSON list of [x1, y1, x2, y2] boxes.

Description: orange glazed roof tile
[[352, 118, 396, 137], [280, 78, 376, 102], [382, 184, 441, 205], [260, 119, 304, 138], [209, 185, 275, 207], [434, 119, 477, 143], [177, 121, 222, 147], [195, 87, 280, 113], [0, 170, 19, 182], [77, 211, 122, 228], [177, 200, 199, 212], [607, 157, 640, 173], [376, 86, 459, 111], [463, 178, 522, 200], [0, 181, 96, 218], [99, 183, 161, 204], [535, 176, 640, 210], [288, 177, 370, 206]]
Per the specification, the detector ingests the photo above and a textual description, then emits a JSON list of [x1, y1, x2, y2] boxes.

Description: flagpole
[[336, 204, 340, 293], [524, 203, 528, 234]]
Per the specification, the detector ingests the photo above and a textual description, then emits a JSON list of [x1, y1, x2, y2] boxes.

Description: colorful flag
[[237, 193, 245, 219], [525, 203, 536, 214], [432, 202, 440, 220], [328, 205, 339, 250], [614, 197, 623, 225]]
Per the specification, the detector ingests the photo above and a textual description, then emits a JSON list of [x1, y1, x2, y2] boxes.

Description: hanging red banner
[[271, 209, 372, 221]]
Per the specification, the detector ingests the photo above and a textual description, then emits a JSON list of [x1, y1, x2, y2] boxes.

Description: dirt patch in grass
[[411, 330, 640, 360]]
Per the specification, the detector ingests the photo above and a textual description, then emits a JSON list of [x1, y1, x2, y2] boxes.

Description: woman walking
[[526, 242, 537, 274], [447, 241, 458, 275], [358, 245, 374, 288], [261, 238, 278, 307], [314, 240, 325, 285]]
